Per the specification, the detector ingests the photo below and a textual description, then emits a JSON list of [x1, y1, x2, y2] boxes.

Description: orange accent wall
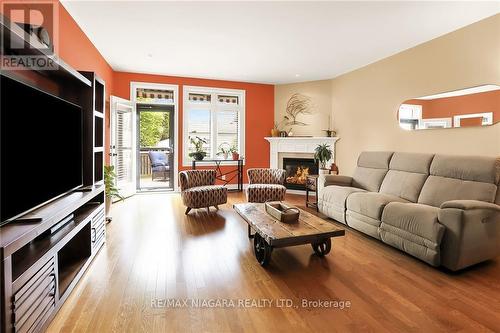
[[113, 71, 274, 183], [405, 89, 499, 127], [1, 1, 274, 180]]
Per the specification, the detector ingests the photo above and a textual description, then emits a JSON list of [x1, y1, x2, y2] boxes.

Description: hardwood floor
[[48, 192, 500, 332]]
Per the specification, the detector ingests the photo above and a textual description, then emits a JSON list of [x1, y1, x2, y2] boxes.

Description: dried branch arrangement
[[284, 93, 312, 126]]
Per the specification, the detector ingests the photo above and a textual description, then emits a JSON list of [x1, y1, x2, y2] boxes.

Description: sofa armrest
[[247, 168, 285, 185], [323, 175, 353, 187], [438, 200, 500, 271], [440, 200, 500, 212]]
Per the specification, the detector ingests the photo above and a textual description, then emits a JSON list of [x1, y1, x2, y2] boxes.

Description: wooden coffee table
[[233, 202, 345, 266]]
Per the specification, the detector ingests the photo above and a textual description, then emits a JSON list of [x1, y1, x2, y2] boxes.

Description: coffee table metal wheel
[[254, 233, 273, 266], [311, 238, 331, 256]]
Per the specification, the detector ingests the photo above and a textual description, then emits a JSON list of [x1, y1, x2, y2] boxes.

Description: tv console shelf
[[1, 187, 106, 332], [1, 14, 107, 333], [80, 71, 106, 186]]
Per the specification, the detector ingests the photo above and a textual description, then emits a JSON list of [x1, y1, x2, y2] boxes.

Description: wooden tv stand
[[0, 186, 106, 332], [0, 13, 108, 332]]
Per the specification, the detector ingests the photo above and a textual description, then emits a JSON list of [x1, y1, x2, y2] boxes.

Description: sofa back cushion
[[179, 170, 216, 190], [352, 151, 393, 192], [247, 168, 286, 185], [379, 152, 434, 202], [418, 155, 499, 207]]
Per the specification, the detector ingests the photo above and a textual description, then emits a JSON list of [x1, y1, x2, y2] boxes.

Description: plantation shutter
[[215, 109, 238, 152], [115, 110, 133, 182]]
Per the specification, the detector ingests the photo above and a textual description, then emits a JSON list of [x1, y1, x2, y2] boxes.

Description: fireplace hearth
[[283, 157, 318, 190]]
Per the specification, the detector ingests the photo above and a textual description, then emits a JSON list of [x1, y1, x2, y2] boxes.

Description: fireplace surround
[[265, 136, 338, 193], [265, 137, 338, 168]]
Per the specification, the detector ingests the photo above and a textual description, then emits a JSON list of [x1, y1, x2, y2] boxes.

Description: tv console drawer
[[12, 257, 56, 333], [91, 206, 105, 251], [91, 206, 105, 227], [94, 228, 105, 247]]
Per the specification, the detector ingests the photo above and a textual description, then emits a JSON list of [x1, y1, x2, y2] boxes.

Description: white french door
[[110, 96, 136, 199]]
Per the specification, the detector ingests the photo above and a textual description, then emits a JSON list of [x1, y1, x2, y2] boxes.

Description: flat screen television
[[1, 75, 83, 226]]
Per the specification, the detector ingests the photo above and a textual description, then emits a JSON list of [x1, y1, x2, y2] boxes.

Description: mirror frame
[[398, 84, 499, 131]]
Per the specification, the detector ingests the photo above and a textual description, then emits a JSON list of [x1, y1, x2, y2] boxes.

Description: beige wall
[[275, 14, 500, 175], [274, 80, 332, 136]]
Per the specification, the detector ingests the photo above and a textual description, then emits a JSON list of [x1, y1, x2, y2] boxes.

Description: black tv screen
[[1, 75, 83, 225]]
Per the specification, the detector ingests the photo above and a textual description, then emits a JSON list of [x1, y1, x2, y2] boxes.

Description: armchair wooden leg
[[215, 205, 219, 210], [185, 207, 192, 215]]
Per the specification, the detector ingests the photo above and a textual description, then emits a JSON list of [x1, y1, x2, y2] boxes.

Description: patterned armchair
[[246, 168, 287, 203], [179, 170, 227, 215]]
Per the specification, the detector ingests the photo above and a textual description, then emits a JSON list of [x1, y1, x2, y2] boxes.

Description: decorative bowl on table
[[265, 202, 300, 224]]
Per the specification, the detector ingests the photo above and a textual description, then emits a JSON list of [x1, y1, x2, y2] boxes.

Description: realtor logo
[[1, 1, 59, 70]]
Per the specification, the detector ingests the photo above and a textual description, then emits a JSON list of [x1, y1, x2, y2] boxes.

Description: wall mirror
[[398, 84, 499, 130]]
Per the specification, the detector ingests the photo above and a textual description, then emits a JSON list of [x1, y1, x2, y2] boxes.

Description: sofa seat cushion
[[181, 185, 227, 208], [347, 192, 409, 220], [246, 184, 286, 203], [318, 186, 366, 224], [380, 202, 446, 266]]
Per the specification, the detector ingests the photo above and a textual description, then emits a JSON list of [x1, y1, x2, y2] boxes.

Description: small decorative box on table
[[264, 201, 300, 224]]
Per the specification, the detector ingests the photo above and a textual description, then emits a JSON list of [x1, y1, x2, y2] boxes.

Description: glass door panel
[[137, 105, 174, 191]]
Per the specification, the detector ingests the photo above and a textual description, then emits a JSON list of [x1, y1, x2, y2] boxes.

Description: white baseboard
[[225, 183, 248, 190]]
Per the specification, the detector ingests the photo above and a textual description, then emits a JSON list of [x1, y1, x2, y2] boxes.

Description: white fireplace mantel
[[264, 137, 339, 169]]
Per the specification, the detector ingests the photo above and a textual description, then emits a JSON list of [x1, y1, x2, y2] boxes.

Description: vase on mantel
[[330, 163, 339, 175]]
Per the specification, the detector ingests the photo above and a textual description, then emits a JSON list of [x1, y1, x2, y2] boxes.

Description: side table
[[305, 175, 319, 211]]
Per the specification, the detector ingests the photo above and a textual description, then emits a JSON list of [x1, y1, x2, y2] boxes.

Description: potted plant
[[230, 144, 240, 160], [323, 116, 336, 137], [188, 136, 207, 161], [323, 129, 336, 137], [314, 144, 333, 175], [104, 165, 124, 222], [217, 143, 232, 160]]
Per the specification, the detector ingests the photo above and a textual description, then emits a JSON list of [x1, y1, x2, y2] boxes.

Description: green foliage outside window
[[140, 111, 170, 147]]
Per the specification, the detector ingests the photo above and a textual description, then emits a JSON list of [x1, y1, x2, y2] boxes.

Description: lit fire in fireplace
[[286, 166, 309, 185]]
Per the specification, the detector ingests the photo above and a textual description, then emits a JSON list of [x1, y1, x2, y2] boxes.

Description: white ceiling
[[61, 1, 500, 85]]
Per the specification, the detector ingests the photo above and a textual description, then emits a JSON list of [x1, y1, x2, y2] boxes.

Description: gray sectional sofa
[[318, 151, 500, 271]]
